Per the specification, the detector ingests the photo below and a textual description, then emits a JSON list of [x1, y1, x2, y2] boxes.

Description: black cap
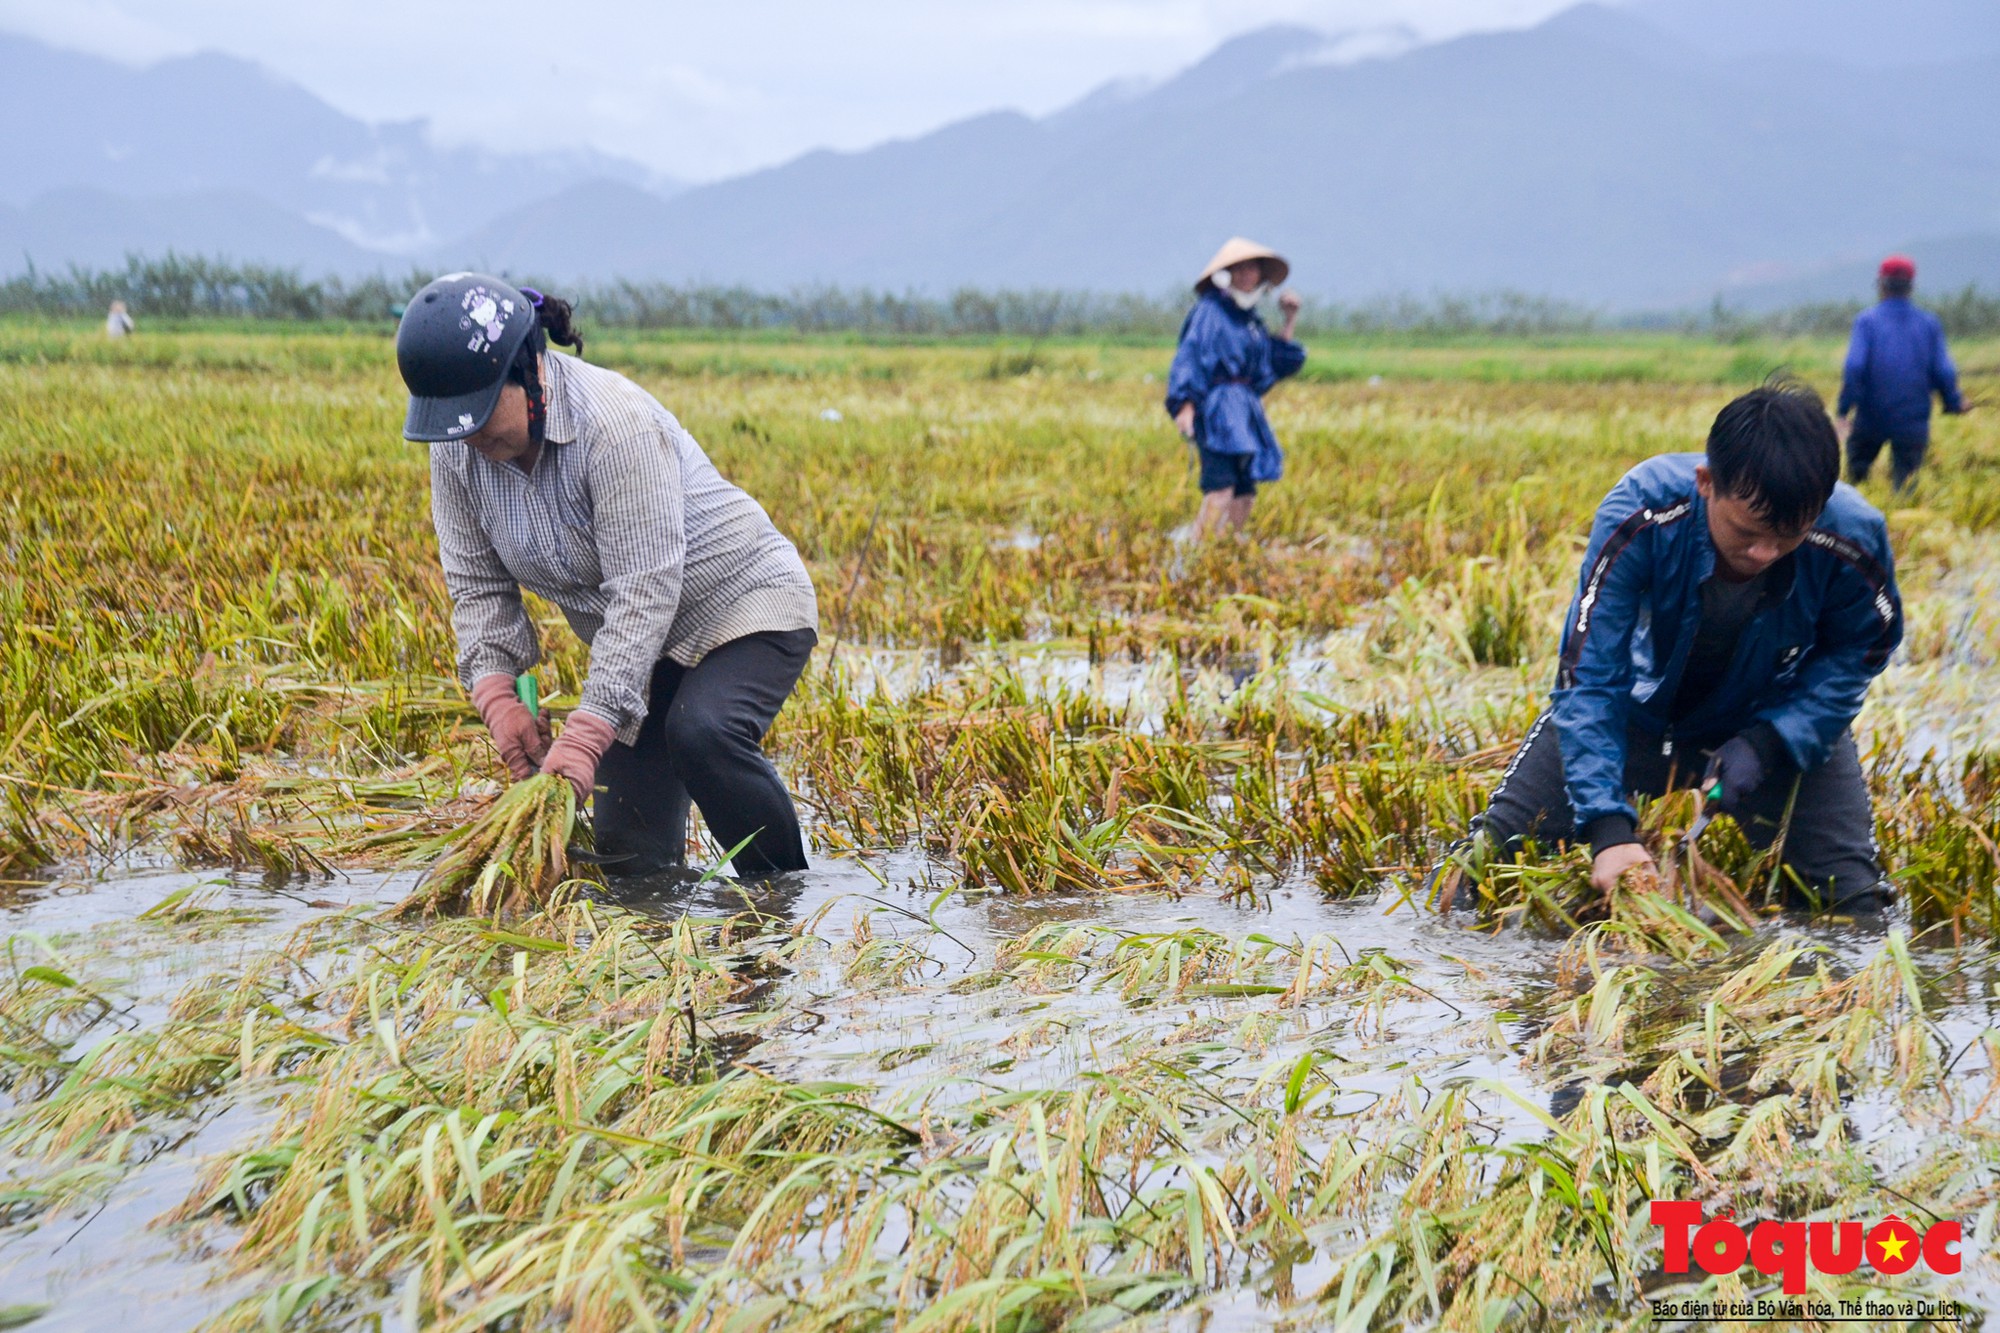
[[396, 273, 537, 442]]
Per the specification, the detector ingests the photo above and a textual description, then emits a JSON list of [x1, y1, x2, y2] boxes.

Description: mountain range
[[3, 0, 1997, 309], [0, 33, 678, 261]]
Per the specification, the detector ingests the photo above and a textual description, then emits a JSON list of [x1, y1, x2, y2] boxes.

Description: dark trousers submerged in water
[[1847, 426, 1929, 491], [594, 628, 816, 878], [1471, 713, 1889, 912]]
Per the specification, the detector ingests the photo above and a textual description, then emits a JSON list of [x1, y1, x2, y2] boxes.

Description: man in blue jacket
[[1456, 381, 1902, 914], [1838, 255, 1966, 491]]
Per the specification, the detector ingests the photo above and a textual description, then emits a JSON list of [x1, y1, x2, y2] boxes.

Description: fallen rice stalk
[[389, 774, 593, 918]]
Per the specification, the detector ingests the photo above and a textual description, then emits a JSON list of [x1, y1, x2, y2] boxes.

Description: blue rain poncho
[[1163, 288, 1307, 482], [1836, 297, 1964, 440]]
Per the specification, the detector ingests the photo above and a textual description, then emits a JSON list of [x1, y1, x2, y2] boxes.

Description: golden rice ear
[[390, 773, 596, 919]]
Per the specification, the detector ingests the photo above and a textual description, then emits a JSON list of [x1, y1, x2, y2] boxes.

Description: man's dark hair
[[1705, 376, 1839, 532], [1881, 273, 1914, 298]]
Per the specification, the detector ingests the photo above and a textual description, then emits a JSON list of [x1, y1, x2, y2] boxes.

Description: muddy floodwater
[[4, 842, 1992, 1329]]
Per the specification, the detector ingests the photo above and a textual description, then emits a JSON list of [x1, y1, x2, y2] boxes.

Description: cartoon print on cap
[[456, 284, 515, 355], [448, 412, 476, 436]]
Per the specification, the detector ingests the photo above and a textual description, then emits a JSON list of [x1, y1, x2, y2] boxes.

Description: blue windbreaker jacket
[[1164, 290, 1306, 482], [1837, 298, 1963, 439], [1551, 454, 1903, 832]]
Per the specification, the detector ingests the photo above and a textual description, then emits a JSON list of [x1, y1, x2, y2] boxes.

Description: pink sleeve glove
[[540, 710, 618, 803], [470, 674, 552, 781]]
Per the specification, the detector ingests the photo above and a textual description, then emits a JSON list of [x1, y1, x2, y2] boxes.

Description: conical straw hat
[[1195, 237, 1290, 293]]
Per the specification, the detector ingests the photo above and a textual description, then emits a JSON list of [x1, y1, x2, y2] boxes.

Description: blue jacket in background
[[1551, 453, 1902, 833], [1164, 289, 1306, 482], [1837, 297, 1963, 439]]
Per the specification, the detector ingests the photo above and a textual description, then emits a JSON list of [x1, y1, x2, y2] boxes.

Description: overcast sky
[[0, 0, 1578, 181]]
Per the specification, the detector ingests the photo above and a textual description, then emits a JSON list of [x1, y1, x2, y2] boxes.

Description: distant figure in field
[[104, 301, 134, 339], [1836, 255, 1966, 491], [1165, 238, 1306, 539]]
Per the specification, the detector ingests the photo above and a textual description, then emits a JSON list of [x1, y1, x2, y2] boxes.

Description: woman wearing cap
[[1165, 238, 1306, 538], [396, 273, 819, 879]]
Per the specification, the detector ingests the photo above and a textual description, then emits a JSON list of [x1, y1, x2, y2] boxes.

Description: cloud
[[0, 0, 1577, 179], [0, 0, 193, 61]]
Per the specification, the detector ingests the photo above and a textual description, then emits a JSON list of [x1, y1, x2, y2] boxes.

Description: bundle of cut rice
[[390, 774, 595, 918]]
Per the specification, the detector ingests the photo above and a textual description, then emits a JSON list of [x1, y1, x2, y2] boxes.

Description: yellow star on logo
[[1875, 1232, 1910, 1264]]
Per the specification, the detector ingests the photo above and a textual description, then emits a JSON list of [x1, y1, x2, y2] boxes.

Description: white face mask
[[1228, 284, 1265, 310]]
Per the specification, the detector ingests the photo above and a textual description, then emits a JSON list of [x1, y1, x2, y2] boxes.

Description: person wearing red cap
[[1835, 255, 1967, 491]]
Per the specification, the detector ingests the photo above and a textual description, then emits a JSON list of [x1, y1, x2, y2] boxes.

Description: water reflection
[[600, 864, 811, 925]]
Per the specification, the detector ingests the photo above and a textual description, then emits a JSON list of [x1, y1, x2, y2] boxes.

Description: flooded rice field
[[4, 329, 2000, 1328], [9, 833, 1987, 1330]]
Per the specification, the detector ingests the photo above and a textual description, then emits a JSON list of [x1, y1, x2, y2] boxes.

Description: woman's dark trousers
[[1474, 713, 1889, 912], [594, 628, 816, 878]]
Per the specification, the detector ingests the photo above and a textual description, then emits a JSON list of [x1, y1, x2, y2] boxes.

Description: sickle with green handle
[[518, 672, 634, 867], [1680, 780, 1726, 853], [1677, 780, 1726, 914]]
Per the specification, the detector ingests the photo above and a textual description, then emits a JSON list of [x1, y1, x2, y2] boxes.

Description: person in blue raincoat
[[1835, 254, 1968, 492], [1165, 237, 1306, 537]]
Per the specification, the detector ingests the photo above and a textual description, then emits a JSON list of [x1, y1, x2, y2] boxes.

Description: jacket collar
[[1689, 487, 1716, 584], [1205, 287, 1260, 324], [540, 351, 579, 446]]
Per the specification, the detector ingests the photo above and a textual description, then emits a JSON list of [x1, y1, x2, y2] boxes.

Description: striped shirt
[[430, 351, 818, 744]]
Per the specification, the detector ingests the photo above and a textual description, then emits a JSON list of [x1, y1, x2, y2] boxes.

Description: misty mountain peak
[[1165, 24, 1330, 105], [0, 29, 672, 253], [1277, 26, 1423, 73]]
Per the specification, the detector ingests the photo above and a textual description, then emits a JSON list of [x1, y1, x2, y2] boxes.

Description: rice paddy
[[2, 321, 1999, 1329]]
